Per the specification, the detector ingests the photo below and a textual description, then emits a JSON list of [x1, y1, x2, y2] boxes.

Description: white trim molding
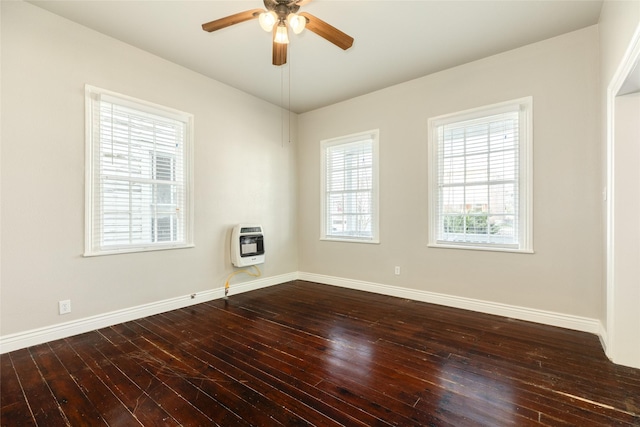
[[427, 97, 534, 254], [0, 272, 297, 354], [320, 129, 380, 244], [1, 271, 604, 355], [605, 22, 640, 367], [298, 272, 603, 335]]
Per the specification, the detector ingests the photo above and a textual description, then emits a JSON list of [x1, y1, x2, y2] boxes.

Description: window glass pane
[[353, 214, 372, 235], [465, 123, 489, 154], [488, 183, 516, 215], [490, 119, 517, 151], [443, 128, 465, 158], [442, 156, 465, 185], [87, 86, 191, 255], [441, 187, 465, 214], [329, 170, 345, 192], [465, 184, 488, 212], [430, 100, 530, 251], [322, 132, 378, 242], [489, 150, 517, 181], [466, 153, 488, 183]]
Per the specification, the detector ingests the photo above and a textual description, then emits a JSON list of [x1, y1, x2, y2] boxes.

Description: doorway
[[606, 26, 640, 368]]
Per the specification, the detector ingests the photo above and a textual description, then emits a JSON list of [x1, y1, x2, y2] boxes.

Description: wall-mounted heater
[[231, 224, 265, 267]]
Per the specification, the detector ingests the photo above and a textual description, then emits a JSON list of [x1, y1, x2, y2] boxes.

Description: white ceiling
[[28, 0, 604, 113]]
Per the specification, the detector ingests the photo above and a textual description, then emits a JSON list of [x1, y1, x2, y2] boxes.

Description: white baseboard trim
[[1, 271, 605, 354], [598, 322, 611, 359], [298, 272, 604, 336], [0, 272, 297, 354]]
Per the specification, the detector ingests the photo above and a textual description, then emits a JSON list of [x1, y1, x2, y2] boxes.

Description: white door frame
[[605, 23, 640, 366]]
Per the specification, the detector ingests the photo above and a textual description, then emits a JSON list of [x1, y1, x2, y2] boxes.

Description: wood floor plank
[[137, 314, 398, 427], [0, 354, 22, 409], [200, 298, 540, 426], [155, 307, 452, 426], [6, 348, 69, 426], [168, 300, 524, 425], [136, 316, 318, 425], [97, 325, 227, 427], [221, 282, 635, 426], [375, 338, 632, 426], [28, 343, 107, 426], [260, 283, 638, 424], [120, 319, 343, 427], [64, 331, 182, 426], [2, 281, 640, 426], [47, 338, 142, 426], [110, 321, 287, 427], [0, 354, 36, 427]]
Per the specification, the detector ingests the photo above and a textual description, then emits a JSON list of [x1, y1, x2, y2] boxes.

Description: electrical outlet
[[59, 300, 71, 315], [394, 266, 401, 275]]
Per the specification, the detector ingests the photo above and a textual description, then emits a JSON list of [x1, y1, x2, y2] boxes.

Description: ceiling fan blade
[[295, 0, 313, 6], [202, 9, 263, 32], [298, 12, 353, 50], [273, 40, 288, 66]]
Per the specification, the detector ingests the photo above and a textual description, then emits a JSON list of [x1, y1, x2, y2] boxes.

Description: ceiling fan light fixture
[[274, 22, 289, 44], [258, 11, 277, 32], [201, 3, 355, 66], [287, 13, 306, 34]]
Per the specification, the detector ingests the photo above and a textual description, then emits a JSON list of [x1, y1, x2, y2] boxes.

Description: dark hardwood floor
[[1, 280, 639, 426]]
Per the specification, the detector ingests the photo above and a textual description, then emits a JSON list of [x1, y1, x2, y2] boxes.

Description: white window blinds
[[321, 130, 379, 243], [428, 98, 532, 252], [85, 86, 193, 256]]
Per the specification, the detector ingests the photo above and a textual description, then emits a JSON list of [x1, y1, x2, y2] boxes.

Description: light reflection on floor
[[323, 325, 375, 384], [434, 357, 516, 424]]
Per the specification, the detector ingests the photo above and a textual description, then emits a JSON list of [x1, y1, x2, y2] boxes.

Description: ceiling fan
[[201, 0, 354, 66]]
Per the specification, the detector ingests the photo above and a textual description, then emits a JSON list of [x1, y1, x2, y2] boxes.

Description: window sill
[[321, 237, 380, 245], [84, 243, 195, 257], [427, 243, 533, 254]]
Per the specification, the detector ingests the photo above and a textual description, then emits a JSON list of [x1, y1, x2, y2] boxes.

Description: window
[[321, 130, 379, 243], [85, 85, 193, 256], [428, 97, 532, 252]]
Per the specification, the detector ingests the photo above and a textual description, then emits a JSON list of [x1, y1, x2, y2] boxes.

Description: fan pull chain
[[288, 45, 292, 145], [280, 48, 293, 147], [280, 60, 288, 147], [281, 64, 284, 147]]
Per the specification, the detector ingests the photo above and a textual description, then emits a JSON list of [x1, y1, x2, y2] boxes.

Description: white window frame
[[428, 97, 533, 253], [320, 129, 380, 244], [84, 85, 194, 256]]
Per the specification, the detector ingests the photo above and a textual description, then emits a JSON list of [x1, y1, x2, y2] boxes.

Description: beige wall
[[2, 1, 632, 354], [298, 26, 602, 319], [0, 2, 298, 336]]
